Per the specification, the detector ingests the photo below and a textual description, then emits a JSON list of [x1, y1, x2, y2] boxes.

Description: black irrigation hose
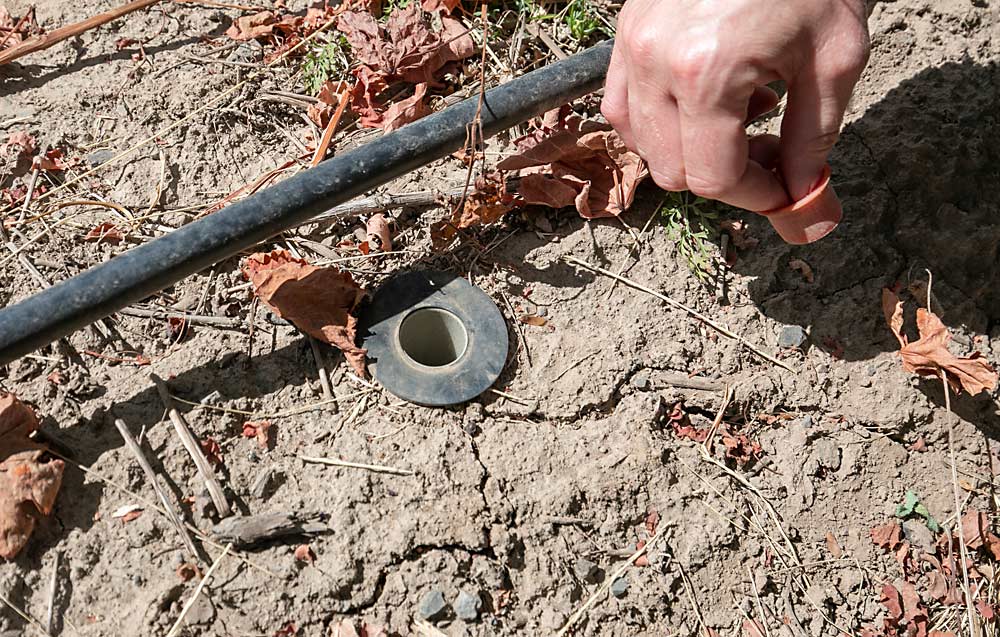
[[0, 41, 614, 366]]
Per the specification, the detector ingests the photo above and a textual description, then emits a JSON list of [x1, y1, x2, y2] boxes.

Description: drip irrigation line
[[0, 41, 613, 366]]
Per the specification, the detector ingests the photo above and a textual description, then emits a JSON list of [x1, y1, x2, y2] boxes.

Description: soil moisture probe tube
[[0, 41, 613, 366]]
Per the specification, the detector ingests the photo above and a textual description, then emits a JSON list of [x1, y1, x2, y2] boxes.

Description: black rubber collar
[[357, 271, 508, 406]]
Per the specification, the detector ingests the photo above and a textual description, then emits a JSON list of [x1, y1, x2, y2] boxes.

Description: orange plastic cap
[[757, 164, 842, 245]]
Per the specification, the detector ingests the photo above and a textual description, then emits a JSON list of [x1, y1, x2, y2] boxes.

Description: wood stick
[[308, 337, 335, 402], [114, 418, 200, 560], [151, 374, 232, 518], [118, 306, 243, 328], [300, 455, 415, 476], [45, 550, 60, 634], [310, 86, 351, 167], [0, 0, 161, 66], [305, 188, 466, 226], [165, 543, 231, 637]]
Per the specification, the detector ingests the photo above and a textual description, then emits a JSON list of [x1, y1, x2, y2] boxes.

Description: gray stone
[[573, 557, 600, 583], [630, 371, 651, 391], [418, 590, 448, 621], [610, 576, 629, 598], [86, 149, 114, 168], [454, 590, 482, 622], [778, 325, 808, 348]]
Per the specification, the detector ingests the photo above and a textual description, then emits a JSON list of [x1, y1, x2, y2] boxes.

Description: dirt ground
[[2, 0, 1000, 635]]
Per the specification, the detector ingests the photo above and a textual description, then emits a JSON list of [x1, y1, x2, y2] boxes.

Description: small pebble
[[454, 590, 482, 622], [610, 576, 629, 598], [630, 372, 651, 391], [573, 558, 600, 584], [418, 590, 448, 621], [778, 325, 808, 349], [86, 149, 114, 168]]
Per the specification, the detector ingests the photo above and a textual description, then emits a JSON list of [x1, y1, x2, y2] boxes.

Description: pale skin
[[602, 0, 872, 212]]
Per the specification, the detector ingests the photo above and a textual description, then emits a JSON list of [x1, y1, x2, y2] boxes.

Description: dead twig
[[565, 255, 794, 372], [151, 374, 232, 518], [114, 417, 200, 561], [118, 306, 243, 328], [310, 85, 351, 167], [300, 454, 415, 477], [308, 337, 335, 403]]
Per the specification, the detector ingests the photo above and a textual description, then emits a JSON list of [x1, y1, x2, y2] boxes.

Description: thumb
[[779, 62, 862, 200]]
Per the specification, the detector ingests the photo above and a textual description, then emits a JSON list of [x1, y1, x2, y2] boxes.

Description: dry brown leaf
[[880, 583, 903, 623], [336, 6, 473, 85], [789, 258, 814, 283], [381, 82, 429, 132], [882, 288, 998, 395], [498, 109, 648, 219], [4, 131, 36, 156], [200, 437, 223, 467], [225, 11, 278, 40], [243, 250, 367, 376], [518, 315, 547, 327], [430, 172, 514, 249], [421, 0, 461, 13], [176, 562, 202, 581], [83, 222, 124, 244], [870, 521, 902, 549], [347, 65, 390, 129], [242, 421, 274, 450], [825, 532, 843, 558], [0, 393, 65, 560], [365, 214, 392, 252], [720, 219, 758, 250]]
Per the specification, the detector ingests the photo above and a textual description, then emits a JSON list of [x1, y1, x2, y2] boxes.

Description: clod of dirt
[[574, 557, 601, 584], [418, 590, 448, 621], [454, 590, 482, 622], [0, 393, 65, 560]]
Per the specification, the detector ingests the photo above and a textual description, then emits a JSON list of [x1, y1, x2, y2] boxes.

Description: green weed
[[301, 36, 350, 96], [659, 191, 722, 284]]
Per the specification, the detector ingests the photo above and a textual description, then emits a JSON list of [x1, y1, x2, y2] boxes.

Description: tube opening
[[397, 307, 468, 367]]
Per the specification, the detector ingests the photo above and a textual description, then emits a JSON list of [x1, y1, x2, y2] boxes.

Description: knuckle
[[686, 174, 733, 199], [627, 24, 664, 62], [804, 130, 841, 155], [649, 167, 687, 192], [830, 35, 871, 81]]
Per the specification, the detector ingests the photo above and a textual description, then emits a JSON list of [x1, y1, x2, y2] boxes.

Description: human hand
[[601, 0, 870, 211]]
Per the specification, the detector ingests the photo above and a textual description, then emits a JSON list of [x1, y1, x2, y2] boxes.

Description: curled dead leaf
[[882, 288, 998, 395], [365, 214, 392, 252], [498, 108, 648, 219], [242, 421, 274, 451], [518, 314, 547, 327], [0, 393, 65, 560], [200, 437, 223, 467], [788, 258, 814, 283], [243, 250, 367, 376], [430, 172, 514, 249], [176, 562, 202, 581], [293, 543, 315, 564], [83, 222, 124, 244]]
